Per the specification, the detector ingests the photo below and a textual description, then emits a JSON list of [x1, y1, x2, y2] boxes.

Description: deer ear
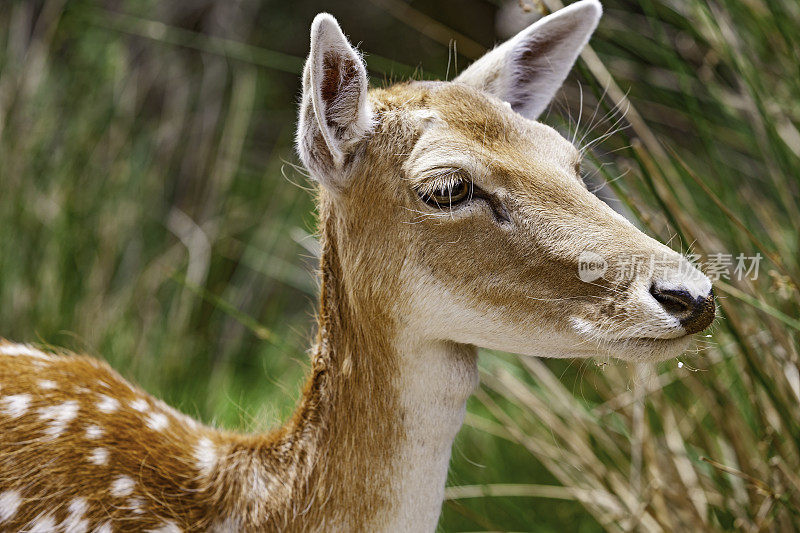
[[296, 13, 373, 190], [455, 0, 601, 120]]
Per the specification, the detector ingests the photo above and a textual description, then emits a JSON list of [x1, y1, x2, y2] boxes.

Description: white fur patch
[[1, 394, 31, 418], [62, 498, 88, 533], [38, 400, 79, 438], [0, 490, 21, 522], [193, 437, 218, 474], [37, 380, 57, 390], [26, 513, 57, 532], [0, 343, 50, 359], [85, 424, 103, 439], [127, 497, 145, 515], [146, 412, 169, 431], [93, 521, 113, 533], [130, 398, 149, 412], [110, 476, 135, 497], [96, 395, 119, 414], [89, 448, 109, 466]]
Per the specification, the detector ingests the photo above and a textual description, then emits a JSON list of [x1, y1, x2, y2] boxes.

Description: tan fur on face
[[346, 81, 709, 362]]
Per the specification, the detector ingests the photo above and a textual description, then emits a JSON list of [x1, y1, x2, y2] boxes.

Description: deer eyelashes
[[417, 178, 472, 209]]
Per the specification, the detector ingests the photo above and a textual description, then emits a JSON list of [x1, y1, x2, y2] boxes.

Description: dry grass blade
[[445, 483, 618, 506], [701, 457, 800, 519]]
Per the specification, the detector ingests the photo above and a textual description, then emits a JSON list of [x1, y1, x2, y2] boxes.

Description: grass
[[1, 0, 798, 531]]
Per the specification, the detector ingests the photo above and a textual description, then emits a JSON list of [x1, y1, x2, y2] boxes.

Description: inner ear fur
[[296, 13, 373, 190]]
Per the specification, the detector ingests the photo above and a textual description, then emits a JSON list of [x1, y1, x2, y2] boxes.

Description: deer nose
[[650, 285, 715, 334]]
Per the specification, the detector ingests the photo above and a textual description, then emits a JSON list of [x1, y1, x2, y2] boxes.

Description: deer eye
[[419, 180, 471, 208]]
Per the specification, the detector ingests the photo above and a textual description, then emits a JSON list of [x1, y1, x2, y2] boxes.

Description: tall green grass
[[1, 1, 797, 531]]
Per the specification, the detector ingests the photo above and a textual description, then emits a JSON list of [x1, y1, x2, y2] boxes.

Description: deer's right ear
[[296, 14, 373, 191]]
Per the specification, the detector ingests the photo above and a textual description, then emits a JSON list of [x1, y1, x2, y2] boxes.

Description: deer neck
[[385, 337, 478, 530], [284, 212, 479, 531]]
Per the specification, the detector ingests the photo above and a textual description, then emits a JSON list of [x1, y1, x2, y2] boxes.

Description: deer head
[[296, 0, 714, 366]]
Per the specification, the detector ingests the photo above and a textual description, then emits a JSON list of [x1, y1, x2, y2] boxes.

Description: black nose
[[650, 285, 715, 334]]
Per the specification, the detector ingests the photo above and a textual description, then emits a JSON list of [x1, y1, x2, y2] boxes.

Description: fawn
[[0, 1, 714, 531]]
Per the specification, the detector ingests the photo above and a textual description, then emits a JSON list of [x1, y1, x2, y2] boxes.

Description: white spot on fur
[[127, 497, 145, 514], [0, 490, 21, 522], [110, 475, 135, 497], [145, 520, 182, 533], [1, 394, 31, 418], [62, 497, 88, 533], [26, 513, 57, 532], [67, 498, 87, 515], [0, 343, 49, 359], [96, 394, 119, 414], [37, 380, 57, 390], [93, 521, 112, 533], [146, 412, 169, 431], [64, 519, 89, 533], [130, 398, 149, 412], [172, 409, 200, 430], [38, 400, 79, 438], [89, 447, 109, 466], [85, 424, 103, 439], [193, 437, 217, 474]]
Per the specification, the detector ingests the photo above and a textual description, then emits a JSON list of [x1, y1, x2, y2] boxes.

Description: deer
[[0, 1, 716, 531]]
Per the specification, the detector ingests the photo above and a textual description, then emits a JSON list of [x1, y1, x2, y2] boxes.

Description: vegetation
[[1, 0, 797, 530]]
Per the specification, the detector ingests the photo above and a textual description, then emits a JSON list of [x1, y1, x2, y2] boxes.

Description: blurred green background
[[1, 0, 798, 530]]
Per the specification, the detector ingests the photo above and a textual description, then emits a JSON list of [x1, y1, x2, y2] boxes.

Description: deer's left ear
[[296, 13, 373, 191], [455, 0, 601, 120]]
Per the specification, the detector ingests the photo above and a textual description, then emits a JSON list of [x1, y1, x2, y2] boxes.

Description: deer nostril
[[650, 284, 715, 334], [650, 285, 694, 315]]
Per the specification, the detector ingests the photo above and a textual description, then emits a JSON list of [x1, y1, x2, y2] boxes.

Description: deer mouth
[[569, 316, 695, 361], [615, 334, 691, 347], [600, 334, 693, 361]]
